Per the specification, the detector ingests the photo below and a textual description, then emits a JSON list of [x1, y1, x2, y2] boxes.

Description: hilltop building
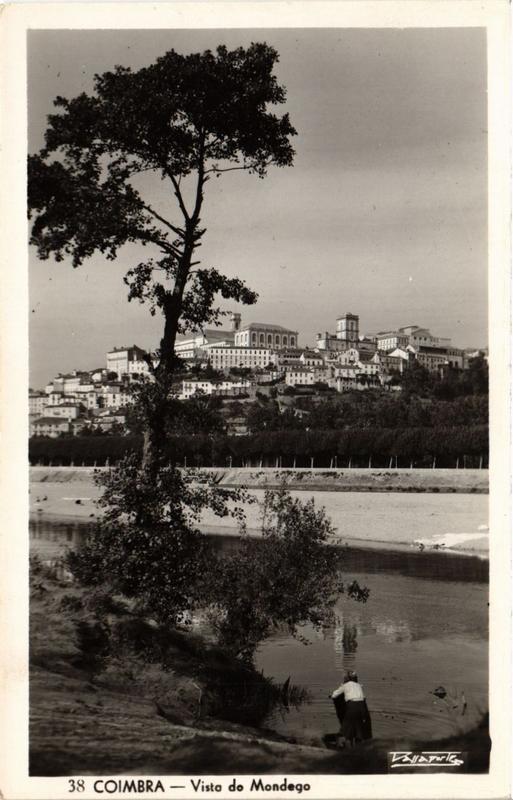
[[375, 325, 464, 371], [316, 313, 360, 352], [174, 312, 240, 360], [234, 321, 298, 349], [106, 346, 151, 380], [202, 345, 276, 371]]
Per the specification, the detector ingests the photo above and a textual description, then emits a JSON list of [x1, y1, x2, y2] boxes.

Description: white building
[[234, 322, 298, 349], [371, 351, 405, 374], [175, 312, 240, 360], [44, 404, 82, 420], [106, 345, 149, 380], [29, 391, 49, 416], [276, 349, 303, 367], [203, 345, 276, 371], [30, 417, 71, 437], [284, 367, 316, 386], [399, 325, 452, 350], [300, 351, 325, 368], [414, 346, 464, 372], [96, 383, 133, 409], [376, 331, 410, 351], [180, 378, 251, 400]]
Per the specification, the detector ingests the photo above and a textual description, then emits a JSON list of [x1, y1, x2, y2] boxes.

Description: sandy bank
[[31, 465, 489, 492]]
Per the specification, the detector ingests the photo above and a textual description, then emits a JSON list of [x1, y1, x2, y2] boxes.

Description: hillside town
[[29, 311, 485, 438]]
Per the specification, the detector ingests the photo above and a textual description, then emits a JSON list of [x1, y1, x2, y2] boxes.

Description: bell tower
[[336, 313, 359, 344]]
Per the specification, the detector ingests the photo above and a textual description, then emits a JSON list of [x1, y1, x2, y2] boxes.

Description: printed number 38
[[68, 779, 85, 792]]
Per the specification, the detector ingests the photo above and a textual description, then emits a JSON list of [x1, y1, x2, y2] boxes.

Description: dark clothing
[[333, 695, 373, 742]]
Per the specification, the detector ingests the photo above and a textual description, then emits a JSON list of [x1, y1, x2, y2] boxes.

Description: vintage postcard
[[0, 2, 511, 799]]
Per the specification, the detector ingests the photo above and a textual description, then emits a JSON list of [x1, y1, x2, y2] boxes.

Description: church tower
[[230, 312, 242, 332], [336, 313, 359, 345]]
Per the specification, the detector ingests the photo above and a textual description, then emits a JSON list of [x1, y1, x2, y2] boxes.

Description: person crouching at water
[[331, 670, 372, 747]]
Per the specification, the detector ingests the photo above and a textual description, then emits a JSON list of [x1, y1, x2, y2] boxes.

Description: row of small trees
[[30, 425, 488, 469]]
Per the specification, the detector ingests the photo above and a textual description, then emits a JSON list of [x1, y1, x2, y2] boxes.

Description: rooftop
[[107, 345, 147, 355], [241, 322, 297, 333], [203, 345, 273, 351], [32, 417, 70, 426]]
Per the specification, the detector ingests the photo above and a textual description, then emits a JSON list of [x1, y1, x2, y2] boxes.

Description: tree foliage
[[28, 44, 295, 388], [30, 424, 489, 468], [67, 454, 249, 624], [204, 489, 368, 663]]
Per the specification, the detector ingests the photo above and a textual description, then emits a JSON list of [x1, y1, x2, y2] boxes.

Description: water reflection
[[333, 621, 359, 655], [373, 619, 412, 644]]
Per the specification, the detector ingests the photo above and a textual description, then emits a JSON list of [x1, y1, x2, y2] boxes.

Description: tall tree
[[29, 44, 296, 468]]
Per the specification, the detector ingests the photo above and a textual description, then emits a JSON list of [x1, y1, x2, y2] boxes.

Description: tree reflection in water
[[342, 623, 358, 654]]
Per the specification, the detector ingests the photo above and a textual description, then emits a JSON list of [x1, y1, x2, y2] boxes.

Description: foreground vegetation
[[30, 562, 491, 776]]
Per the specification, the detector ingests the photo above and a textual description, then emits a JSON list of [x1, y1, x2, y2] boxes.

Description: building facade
[[317, 313, 360, 351], [29, 391, 49, 416], [234, 322, 298, 349], [180, 378, 251, 400], [30, 417, 71, 437], [203, 345, 276, 371], [106, 346, 149, 379]]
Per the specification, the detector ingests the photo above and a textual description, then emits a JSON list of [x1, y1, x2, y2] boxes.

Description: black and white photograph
[[0, 2, 511, 798]]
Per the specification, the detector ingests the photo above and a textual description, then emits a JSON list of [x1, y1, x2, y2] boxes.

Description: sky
[[28, 27, 487, 389]]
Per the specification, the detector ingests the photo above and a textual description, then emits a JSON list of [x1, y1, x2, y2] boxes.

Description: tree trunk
[[456, 457, 459, 469], [479, 455, 483, 469], [432, 456, 436, 469], [293, 456, 296, 469], [310, 456, 314, 470]]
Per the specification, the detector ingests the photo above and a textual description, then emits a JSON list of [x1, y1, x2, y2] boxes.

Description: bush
[[204, 489, 368, 663]]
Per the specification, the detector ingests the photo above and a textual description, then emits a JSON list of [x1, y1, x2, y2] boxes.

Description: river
[[29, 490, 488, 746]]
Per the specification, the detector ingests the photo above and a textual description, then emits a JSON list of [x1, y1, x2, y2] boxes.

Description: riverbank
[[30, 566, 490, 775], [31, 465, 489, 493], [30, 467, 489, 557]]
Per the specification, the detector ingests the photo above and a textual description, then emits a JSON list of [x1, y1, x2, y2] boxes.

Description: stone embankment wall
[[31, 466, 489, 493]]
